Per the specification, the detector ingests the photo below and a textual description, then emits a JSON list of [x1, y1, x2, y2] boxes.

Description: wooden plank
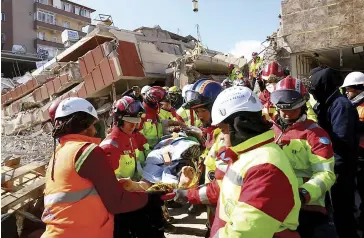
[[1, 162, 46, 185], [1, 178, 45, 212], [3, 157, 21, 168]]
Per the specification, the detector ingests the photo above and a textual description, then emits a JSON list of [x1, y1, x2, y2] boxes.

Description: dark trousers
[[297, 210, 337, 238], [357, 147, 364, 229], [332, 167, 360, 238]]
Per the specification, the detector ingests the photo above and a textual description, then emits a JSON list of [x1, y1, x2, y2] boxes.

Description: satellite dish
[[12, 45, 27, 54]]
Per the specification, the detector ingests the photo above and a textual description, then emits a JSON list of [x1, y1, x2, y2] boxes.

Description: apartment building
[[1, 0, 95, 77]]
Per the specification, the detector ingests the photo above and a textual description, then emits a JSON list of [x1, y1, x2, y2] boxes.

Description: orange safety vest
[[41, 134, 113, 238]]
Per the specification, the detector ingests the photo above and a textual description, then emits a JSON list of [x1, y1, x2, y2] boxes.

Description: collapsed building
[[1, 23, 245, 147]]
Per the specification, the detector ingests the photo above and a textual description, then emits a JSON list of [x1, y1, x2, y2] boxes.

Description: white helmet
[[211, 86, 263, 126], [182, 84, 193, 98], [141, 85, 151, 95], [341, 72, 364, 88], [55, 97, 98, 120]]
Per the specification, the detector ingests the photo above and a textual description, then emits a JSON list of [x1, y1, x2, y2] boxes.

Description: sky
[[74, 0, 282, 60]]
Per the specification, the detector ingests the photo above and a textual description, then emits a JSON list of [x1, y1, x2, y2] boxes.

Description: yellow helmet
[[168, 86, 181, 94], [162, 86, 169, 91]]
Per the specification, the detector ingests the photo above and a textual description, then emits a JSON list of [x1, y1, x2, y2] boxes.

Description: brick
[[19, 85, 27, 94], [5, 93, 10, 101], [33, 89, 42, 102], [109, 59, 118, 80], [10, 90, 16, 99], [1, 95, 6, 104], [77, 84, 87, 98], [25, 80, 34, 91], [60, 74, 68, 86], [79, 58, 88, 78], [100, 60, 114, 86], [92, 46, 105, 65], [46, 81, 55, 96], [15, 87, 22, 98], [40, 86, 49, 101], [84, 75, 96, 95], [117, 41, 145, 77], [53, 77, 62, 93], [84, 51, 96, 74], [92, 67, 105, 91]]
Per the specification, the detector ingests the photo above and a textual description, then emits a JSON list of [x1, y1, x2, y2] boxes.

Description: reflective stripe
[[44, 187, 98, 206], [100, 139, 119, 148], [198, 186, 210, 204], [216, 161, 228, 173], [75, 144, 97, 172], [307, 123, 319, 130], [225, 168, 243, 186], [310, 177, 327, 194], [312, 163, 334, 173]]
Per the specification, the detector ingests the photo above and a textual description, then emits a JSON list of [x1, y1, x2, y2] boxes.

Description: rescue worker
[[209, 86, 301, 237], [309, 67, 360, 238], [141, 85, 151, 98], [158, 93, 184, 122], [177, 84, 201, 127], [270, 76, 336, 237], [121, 86, 143, 102], [140, 86, 186, 149], [41, 97, 167, 238], [168, 86, 183, 109], [260, 61, 284, 121], [249, 51, 263, 89], [341, 71, 364, 229], [100, 96, 146, 180], [183, 78, 223, 215]]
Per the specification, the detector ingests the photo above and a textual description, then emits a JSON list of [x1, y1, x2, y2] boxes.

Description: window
[[80, 9, 90, 18], [63, 21, 70, 28], [62, 3, 71, 12], [74, 6, 80, 15], [1, 12, 5, 21], [38, 32, 45, 40], [37, 10, 55, 24], [37, 0, 48, 4]]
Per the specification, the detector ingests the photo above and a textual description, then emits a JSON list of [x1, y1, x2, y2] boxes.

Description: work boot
[[188, 204, 204, 216], [163, 221, 177, 234]]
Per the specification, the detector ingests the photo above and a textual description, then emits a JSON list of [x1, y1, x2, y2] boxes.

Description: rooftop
[[61, 0, 96, 12]]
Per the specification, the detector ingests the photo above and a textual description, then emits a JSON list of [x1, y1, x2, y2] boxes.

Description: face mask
[[266, 83, 276, 93]]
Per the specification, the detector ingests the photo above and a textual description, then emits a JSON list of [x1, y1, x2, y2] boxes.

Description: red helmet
[[111, 96, 145, 125], [228, 64, 235, 69], [48, 99, 62, 122], [252, 52, 258, 57], [261, 61, 284, 82], [145, 86, 167, 105], [270, 76, 307, 110]]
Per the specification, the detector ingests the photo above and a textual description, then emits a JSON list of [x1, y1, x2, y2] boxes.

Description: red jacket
[[100, 127, 140, 172]]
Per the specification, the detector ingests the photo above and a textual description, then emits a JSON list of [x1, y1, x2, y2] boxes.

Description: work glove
[[173, 189, 188, 204]]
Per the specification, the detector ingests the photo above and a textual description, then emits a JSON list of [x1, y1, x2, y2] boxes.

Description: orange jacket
[[41, 134, 113, 238]]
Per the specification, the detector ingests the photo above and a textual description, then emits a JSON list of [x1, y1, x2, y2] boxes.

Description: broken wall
[[281, 0, 364, 53]]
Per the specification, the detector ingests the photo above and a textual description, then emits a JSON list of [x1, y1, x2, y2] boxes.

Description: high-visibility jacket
[[307, 94, 318, 122], [42, 134, 113, 238], [211, 130, 301, 238], [140, 104, 163, 149], [133, 131, 151, 165], [159, 108, 184, 122], [100, 127, 145, 179], [249, 57, 263, 79], [229, 67, 242, 81], [272, 116, 336, 214], [176, 107, 201, 127]]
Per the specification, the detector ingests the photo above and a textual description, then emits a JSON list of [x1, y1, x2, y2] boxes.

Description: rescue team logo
[[319, 137, 330, 145], [208, 170, 215, 181], [224, 199, 235, 218]]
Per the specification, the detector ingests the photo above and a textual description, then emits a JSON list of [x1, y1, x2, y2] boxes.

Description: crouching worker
[[41, 97, 167, 238], [100, 96, 146, 180]]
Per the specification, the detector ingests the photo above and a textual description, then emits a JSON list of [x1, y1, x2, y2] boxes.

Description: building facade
[[1, 0, 95, 59]]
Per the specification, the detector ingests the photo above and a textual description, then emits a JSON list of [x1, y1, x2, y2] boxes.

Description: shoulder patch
[[319, 137, 330, 145]]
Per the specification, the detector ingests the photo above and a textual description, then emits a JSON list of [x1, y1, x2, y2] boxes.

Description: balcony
[[34, 20, 87, 38], [34, 2, 91, 23], [34, 37, 64, 49]]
